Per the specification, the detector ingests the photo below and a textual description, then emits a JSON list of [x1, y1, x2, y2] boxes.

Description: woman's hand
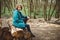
[[27, 16, 30, 20]]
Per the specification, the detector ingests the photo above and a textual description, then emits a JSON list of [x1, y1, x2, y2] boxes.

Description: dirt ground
[[27, 18, 60, 40], [2, 18, 60, 40]]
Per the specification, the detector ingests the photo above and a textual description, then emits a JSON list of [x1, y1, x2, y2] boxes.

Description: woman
[[12, 4, 35, 37]]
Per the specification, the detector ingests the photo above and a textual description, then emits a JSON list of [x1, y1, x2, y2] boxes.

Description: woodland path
[[2, 18, 60, 40]]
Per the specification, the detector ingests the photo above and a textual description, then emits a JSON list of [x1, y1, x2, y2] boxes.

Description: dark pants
[[25, 24, 31, 32], [23, 17, 32, 34]]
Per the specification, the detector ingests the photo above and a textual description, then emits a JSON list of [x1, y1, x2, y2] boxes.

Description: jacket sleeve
[[13, 11, 20, 21], [20, 12, 27, 18], [13, 11, 24, 23], [19, 12, 27, 20]]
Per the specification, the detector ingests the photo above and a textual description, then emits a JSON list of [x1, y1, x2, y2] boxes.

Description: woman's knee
[[25, 24, 30, 27]]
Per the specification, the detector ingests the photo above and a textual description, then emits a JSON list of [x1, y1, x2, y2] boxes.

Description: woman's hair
[[16, 4, 22, 10]]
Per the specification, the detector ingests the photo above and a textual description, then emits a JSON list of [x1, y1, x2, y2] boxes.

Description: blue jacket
[[12, 10, 27, 29]]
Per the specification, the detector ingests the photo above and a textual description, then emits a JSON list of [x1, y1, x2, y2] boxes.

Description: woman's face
[[17, 5, 22, 10]]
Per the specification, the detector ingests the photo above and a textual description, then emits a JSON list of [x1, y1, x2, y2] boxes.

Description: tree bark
[[0, 0, 1, 18], [30, 0, 33, 18], [48, 0, 53, 21], [44, 0, 48, 21], [0, 0, 2, 27], [55, 0, 60, 18]]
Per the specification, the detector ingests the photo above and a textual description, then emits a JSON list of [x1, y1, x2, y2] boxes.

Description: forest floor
[[2, 18, 60, 40]]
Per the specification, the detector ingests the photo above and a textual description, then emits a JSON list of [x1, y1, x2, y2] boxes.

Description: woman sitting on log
[[12, 4, 35, 37]]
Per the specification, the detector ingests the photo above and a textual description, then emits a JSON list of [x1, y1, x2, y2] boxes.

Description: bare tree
[[0, 0, 2, 27], [48, 0, 53, 20], [22, 0, 26, 15], [55, 0, 60, 18], [0, 0, 1, 18], [43, 0, 48, 21], [30, 0, 33, 18]]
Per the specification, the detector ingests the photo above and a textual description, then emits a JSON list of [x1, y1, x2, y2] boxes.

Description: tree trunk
[[55, 0, 60, 18], [30, 0, 33, 18], [14, 0, 15, 7], [0, 0, 1, 18], [0, 0, 2, 27], [22, 0, 26, 15], [48, 0, 53, 21], [44, 0, 48, 21]]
